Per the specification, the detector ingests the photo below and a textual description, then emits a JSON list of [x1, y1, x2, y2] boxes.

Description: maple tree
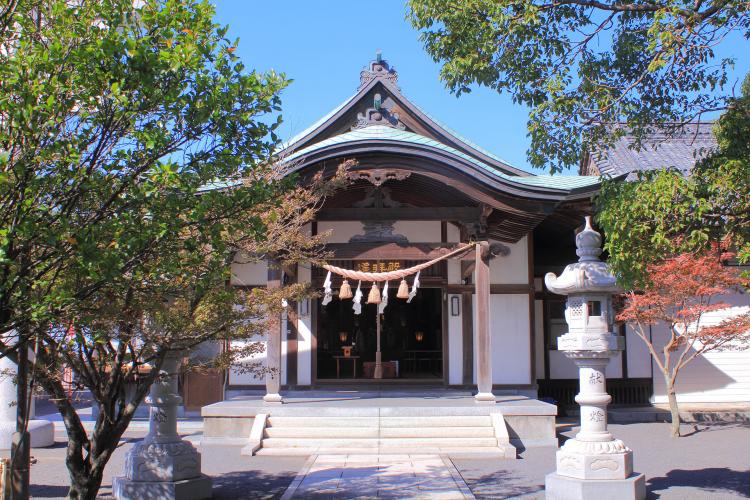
[[618, 247, 750, 437]]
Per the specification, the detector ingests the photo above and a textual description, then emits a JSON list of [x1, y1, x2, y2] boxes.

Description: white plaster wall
[[490, 237, 528, 285], [650, 293, 750, 403], [446, 222, 461, 243], [625, 323, 653, 378], [534, 300, 545, 380], [318, 220, 442, 244], [317, 221, 363, 243], [393, 220, 441, 242], [228, 336, 265, 385], [473, 294, 532, 384], [448, 294, 463, 385], [297, 264, 313, 385], [230, 256, 267, 286], [447, 259, 461, 284]]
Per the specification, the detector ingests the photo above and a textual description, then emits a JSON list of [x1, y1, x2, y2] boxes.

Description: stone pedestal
[[544, 217, 644, 500], [0, 348, 54, 450], [545, 472, 646, 500], [113, 352, 211, 500]]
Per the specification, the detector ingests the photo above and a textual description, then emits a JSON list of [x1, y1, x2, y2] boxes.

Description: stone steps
[[250, 411, 516, 458], [262, 437, 500, 448], [264, 426, 495, 438], [266, 415, 493, 427], [255, 447, 513, 457]]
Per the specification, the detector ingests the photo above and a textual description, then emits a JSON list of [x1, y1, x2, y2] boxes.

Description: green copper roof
[[402, 92, 522, 173], [283, 125, 600, 191], [280, 92, 358, 150]]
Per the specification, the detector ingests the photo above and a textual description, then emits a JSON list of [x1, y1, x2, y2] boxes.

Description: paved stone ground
[[454, 421, 750, 500], [8, 420, 750, 499], [283, 454, 473, 499]]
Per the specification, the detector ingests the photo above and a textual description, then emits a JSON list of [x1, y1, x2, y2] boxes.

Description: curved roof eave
[[280, 138, 601, 202]]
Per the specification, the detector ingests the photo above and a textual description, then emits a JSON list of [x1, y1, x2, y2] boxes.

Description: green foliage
[[408, 0, 748, 172], [0, 1, 344, 496], [0, 0, 288, 337], [596, 74, 750, 289]]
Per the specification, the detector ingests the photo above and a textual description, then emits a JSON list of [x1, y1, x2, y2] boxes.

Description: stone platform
[[201, 389, 557, 452]]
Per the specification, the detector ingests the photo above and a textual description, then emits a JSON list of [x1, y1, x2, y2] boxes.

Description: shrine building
[[195, 54, 750, 455], [224, 54, 613, 400]]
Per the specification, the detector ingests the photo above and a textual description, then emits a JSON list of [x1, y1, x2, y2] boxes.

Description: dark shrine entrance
[[315, 288, 444, 381]]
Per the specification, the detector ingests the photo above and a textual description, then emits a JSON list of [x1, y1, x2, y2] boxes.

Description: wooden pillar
[[264, 259, 283, 404], [475, 241, 495, 403]]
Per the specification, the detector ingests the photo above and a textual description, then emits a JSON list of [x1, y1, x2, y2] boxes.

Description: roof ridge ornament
[[359, 50, 399, 91]]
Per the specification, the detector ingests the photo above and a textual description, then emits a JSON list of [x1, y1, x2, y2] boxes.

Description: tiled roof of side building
[[282, 125, 601, 192], [590, 122, 717, 178]]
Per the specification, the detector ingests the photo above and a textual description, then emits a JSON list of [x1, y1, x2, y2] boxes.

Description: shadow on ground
[[464, 469, 544, 499], [210, 470, 296, 499], [647, 468, 750, 498], [30, 484, 70, 498]]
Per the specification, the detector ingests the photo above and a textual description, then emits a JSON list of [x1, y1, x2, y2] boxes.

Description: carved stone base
[[124, 439, 203, 482], [113, 473, 212, 500], [545, 472, 645, 500], [556, 439, 633, 480]]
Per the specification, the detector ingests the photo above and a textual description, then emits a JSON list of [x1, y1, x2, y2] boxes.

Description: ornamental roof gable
[[279, 52, 529, 177]]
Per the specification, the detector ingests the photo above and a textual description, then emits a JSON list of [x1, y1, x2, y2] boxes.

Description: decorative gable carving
[[359, 51, 399, 90], [352, 93, 405, 131], [348, 169, 411, 187]]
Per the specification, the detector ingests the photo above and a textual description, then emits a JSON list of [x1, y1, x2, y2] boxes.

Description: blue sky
[[213, 0, 748, 174]]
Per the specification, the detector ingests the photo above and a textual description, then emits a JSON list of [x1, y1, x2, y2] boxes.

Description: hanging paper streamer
[[322, 271, 333, 306], [353, 281, 363, 315], [378, 281, 389, 314], [407, 271, 420, 303]]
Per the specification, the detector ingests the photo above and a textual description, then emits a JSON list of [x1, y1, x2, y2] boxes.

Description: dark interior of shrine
[[316, 288, 443, 380]]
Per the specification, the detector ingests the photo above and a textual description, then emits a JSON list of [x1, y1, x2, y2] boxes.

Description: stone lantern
[[544, 217, 645, 500], [113, 351, 212, 500]]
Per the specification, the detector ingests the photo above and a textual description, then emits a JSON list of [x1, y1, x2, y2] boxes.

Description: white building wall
[[228, 335, 265, 386], [650, 293, 750, 403], [490, 237, 528, 285], [446, 222, 461, 243], [318, 220, 442, 244], [393, 221, 441, 242], [317, 221, 363, 243], [230, 255, 266, 286], [534, 300, 545, 379], [473, 294, 532, 384], [447, 258, 464, 385], [448, 293, 463, 385], [625, 323, 653, 378]]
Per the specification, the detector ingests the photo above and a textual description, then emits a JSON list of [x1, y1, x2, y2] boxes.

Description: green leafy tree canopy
[[596, 74, 750, 288], [408, 0, 749, 172]]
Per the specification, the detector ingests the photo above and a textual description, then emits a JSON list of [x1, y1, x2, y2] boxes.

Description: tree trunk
[[11, 338, 29, 500], [666, 377, 681, 437], [66, 465, 105, 500]]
